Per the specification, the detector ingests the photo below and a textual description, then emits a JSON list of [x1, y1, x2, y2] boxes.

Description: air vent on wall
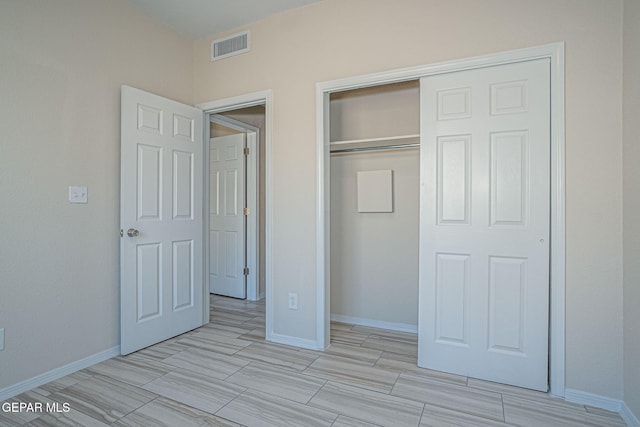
[[211, 31, 250, 61]]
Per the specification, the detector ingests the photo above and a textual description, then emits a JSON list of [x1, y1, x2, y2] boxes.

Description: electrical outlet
[[288, 293, 298, 310], [0, 328, 5, 351]]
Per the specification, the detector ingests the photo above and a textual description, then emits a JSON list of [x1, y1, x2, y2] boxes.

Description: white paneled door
[[209, 134, 247, 299], [418, 59, 551, 391], [120, 86, 204, 355]]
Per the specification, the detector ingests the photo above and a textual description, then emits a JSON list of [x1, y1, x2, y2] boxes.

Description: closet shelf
[[330, 134, 420, 154], [330, 134, 419, 146]]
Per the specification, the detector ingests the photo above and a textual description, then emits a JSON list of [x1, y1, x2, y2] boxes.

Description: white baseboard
[[620, 401, 640, 427], [564, 388, 622, 413], [0, 346, 120, 401], [330, 313, 417, 333], [554, 389, 639, 426], [268, 333, 324, 350]]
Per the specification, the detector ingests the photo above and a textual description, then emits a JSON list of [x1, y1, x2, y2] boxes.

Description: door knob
[[127, 228, 140, 237]]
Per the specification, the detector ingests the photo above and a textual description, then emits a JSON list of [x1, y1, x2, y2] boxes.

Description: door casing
[[315, 43, 566, 396]]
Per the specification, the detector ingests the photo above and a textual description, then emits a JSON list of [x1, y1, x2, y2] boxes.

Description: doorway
[[198, 90, 274, 341], [120, 88, 274, 354], [209, 112, 262, 300]]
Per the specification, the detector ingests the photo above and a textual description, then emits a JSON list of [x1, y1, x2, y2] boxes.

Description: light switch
[[288, 293, 298, 310], [69, 186, 88, 204]]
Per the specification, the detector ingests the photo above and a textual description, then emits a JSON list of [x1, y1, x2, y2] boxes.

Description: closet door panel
[[419, 59, 550, 391], [437, 135, 471, 225]]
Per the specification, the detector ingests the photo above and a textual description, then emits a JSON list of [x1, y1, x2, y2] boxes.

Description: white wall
[[0, 0, 193, 390], [623, 0, 640, 420], [194, 0, 624, 400]]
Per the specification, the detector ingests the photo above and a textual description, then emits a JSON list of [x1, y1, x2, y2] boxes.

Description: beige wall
[[0, 0, 193, 389], [194, 0, 624, 399], [330, 81, 419, 141], [0, 0, 633, 410], [623, 0, 640, 419], [331, 149, 419, 327]]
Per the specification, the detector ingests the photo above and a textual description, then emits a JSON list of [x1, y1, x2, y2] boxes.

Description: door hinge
[[244, 207, 250, 216], [120, 229, 123, 237], [243, 147, 250, 156], [243, 267, 250, 276]]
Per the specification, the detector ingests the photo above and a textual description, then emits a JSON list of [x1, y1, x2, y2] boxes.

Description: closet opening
[[318, 43, 565, 395], [329, 80, 420, 333]]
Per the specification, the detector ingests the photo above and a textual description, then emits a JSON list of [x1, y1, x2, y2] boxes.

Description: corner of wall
[[620, 402, 640, 427]]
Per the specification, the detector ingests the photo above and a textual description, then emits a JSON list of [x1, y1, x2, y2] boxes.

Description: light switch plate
[[288, 293, 298, 310], [69, 186, 88, 204]]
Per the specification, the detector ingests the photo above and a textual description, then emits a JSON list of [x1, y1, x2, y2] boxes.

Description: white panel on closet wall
[[357, 169, 393, 212]]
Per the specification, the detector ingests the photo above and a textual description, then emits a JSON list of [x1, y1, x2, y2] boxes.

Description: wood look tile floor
[[2, 295, 628, 427]]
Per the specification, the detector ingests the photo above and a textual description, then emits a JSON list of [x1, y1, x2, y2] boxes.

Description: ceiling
[[127, 0, 322, 39]]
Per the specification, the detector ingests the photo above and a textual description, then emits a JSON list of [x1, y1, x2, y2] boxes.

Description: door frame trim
[[198, 90, 273, 339], [315, 42, 565, 396]]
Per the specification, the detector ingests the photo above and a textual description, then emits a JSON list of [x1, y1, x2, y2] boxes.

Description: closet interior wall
[[330, 81, 420, 331]]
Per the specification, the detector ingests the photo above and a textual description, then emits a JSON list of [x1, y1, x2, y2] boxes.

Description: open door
[[120, 86, 204, 355], [209, 133, 247, 299]]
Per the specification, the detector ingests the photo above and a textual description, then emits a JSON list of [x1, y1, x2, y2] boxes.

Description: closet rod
[[330, 142, 419, 154]]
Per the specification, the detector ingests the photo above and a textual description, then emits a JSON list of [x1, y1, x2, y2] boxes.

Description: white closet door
[[209, 134, 246, 299], [418, 59, 550, 391]]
